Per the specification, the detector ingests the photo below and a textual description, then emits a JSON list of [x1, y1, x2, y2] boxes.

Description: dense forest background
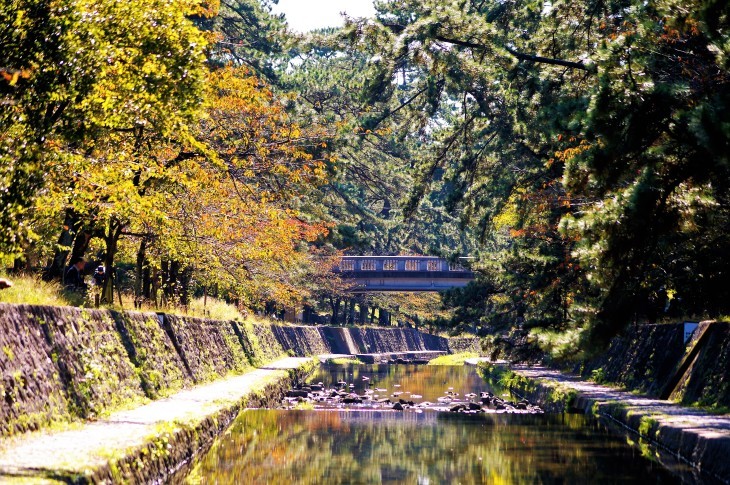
[[1, 0, 728, 358]]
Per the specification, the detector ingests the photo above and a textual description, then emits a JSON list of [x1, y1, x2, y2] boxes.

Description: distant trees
[[331, 0, 730, 351]]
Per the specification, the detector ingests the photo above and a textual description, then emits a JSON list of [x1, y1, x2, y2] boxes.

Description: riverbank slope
[[0, 302, 470, 482], [480, 363, 730, 483]]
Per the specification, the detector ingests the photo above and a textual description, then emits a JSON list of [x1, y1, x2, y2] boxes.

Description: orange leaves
[[153, 66, 336, 305], [201, 67, 331, 203], [553, 139, 590, 165], [0, 68, 31, 86]]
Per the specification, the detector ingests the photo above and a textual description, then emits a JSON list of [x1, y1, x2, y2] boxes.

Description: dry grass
[[0, 274, 246, 322], [108, 295, 247, 321], [0, 274, 86, 307]]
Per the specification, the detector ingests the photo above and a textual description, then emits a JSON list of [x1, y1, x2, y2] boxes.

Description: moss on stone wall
[[448, 337, 483, 355], [270, 326, 332, 356], [0, 302, 481, 441], [241, 319, 287, 366], [583, 324, 687, 397], [312, 327, 450, 355], [110, 311, 190, 399], [580, 321, 730, 409], [29, 306, 147, 420], [161, 315, 252, 383], [0, 304, 71, 436]]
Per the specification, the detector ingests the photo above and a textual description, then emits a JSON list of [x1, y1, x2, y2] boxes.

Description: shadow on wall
[[583, 321, 730, 408]]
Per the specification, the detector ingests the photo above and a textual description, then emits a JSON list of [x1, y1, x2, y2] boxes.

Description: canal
[[185, 364, 705, 484]]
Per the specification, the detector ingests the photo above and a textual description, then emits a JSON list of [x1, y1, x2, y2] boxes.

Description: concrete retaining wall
[[673, 322, 730, 407], [584, 321, 730, 408]]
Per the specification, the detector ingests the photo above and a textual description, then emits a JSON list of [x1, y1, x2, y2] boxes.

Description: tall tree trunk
[[380, 309, 389, 326], [167, 261, 180, 303], [160, 260, 169, 306], [342, 299, 349, 325], [134, 238, 147, 305], [329, 297, 341, 325], [101, 220, 123, 304], [303, 305, 313, 324], [142, 263, 152, 300], [43, 210, 78, 281], [179, 266, 193, 307], [349, 298, 356, 325], [151, 267, 160, 307], [70, 227, 92, 264]]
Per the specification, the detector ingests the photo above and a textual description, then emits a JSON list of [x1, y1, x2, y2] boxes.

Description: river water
[[185, 364, 700, 484]]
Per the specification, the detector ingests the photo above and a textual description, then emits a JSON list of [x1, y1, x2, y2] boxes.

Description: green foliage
[[590, 367, 607, 385], [326, 357, 362, 365], [328, 0, 730, 350], [1, 0, 208, 261]]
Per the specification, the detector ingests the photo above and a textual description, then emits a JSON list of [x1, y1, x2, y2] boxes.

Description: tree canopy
[[325, 0, 730, 351], [1, 0, 728, 353]]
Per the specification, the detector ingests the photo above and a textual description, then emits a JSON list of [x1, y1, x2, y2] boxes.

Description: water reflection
[[186, 365, 687, 484], [187, 410, 679, 484]]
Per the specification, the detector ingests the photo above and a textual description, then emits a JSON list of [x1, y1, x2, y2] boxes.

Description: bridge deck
[[334, 256, 475, 292]]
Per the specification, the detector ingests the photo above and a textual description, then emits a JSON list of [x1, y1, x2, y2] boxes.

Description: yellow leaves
[[185, 0, 220, 18], [0, 68, 31, 86]]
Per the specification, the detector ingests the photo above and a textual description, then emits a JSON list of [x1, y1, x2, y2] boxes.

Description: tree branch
[[434, 34, 588, 71]]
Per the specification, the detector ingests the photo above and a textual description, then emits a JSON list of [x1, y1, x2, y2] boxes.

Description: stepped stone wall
[[242, 320, 287, 366], [270, 326, 331, 356], [0, 305, 70, 436], [584, 323, 686, 397], [161, 315, 250, 382], [283, 326, 452, 356], [0, 303, 461, 440], [448, 337, 483, 354], [28, 305, 146, 420], [112, 311, 190, 398]]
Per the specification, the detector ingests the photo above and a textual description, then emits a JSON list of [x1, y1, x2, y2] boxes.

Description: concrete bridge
[[333, 256, 475, 292]]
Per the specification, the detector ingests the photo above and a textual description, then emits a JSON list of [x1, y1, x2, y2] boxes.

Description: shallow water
[[186, 364, 696, 484], [295, 363, 513, 411]]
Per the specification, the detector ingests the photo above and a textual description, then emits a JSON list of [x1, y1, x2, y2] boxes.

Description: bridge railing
[[334, 256, 471, 275]]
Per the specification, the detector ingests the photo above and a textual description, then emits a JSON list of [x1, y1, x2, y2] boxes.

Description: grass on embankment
[[0, 274, 87, 307], [0, 273, 246, 320], [427, 352, 478, 366]]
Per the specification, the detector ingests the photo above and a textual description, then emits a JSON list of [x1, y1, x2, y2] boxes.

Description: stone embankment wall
[[584, 321, 730, 408], [0, 303, 459, 439]]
